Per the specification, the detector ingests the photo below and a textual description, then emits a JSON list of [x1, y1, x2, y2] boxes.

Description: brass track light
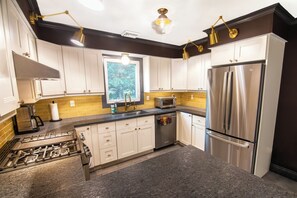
[[29, 10, 85, 47], [209, 16, 238, 45], [182, 40, 204, 60]]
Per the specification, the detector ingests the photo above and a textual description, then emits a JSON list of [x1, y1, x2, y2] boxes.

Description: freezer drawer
[[205, 130, 254, 173]]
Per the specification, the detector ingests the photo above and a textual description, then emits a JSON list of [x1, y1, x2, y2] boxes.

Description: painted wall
[[0, 119, 15, 149], [35, 92, 206, 121]]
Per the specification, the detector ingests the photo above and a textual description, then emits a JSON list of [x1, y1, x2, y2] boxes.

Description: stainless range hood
[[13, 51, 60, 80]]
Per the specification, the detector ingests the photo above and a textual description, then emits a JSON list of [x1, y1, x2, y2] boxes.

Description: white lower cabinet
[[191, 115, 206, 151], [99, 146, 117, 164], [116, 116, 155, 159], [178, 112, 206, 150]]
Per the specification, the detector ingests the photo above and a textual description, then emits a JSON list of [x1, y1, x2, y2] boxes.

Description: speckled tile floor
[[90, 144, 297, 194]]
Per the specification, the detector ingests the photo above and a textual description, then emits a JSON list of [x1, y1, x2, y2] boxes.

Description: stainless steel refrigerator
[[205, 62, 264, 173]]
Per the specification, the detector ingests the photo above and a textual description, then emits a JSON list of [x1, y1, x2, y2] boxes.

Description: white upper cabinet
[[83, 48, 105, 93], [211, 35, 267, 66], [143, 56, 171, 92], [171, 59, 187, 90], [37, 39, 66, 96], [62, 46, 86, 94], [187, 53, 211, 91], [0, 1, 18, 116]]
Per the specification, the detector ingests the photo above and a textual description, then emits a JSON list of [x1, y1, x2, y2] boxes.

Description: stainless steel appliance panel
[[155, 113, 176, 149], [226, 64, 263, 142], [206, 66, 230, 133], [205, 130, 254, 173], [154, 97, 176, 109]]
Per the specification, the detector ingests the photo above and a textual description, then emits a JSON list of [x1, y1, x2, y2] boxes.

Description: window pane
[[104, 58, 140, 104]]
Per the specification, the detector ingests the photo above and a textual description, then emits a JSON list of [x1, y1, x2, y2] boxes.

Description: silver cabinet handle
[[105, 127, 109, 130], [207, 131, 249, 148], [88, 90, 91, 93], [229, 59, 233, 63]]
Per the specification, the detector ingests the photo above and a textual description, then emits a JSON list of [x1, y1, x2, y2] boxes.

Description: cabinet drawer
[[98, 131, 116, 149], [100, 146, 117, 164], [192, 115, 205, 125], [137, 116, 154, 126], [98, 122, 115, 133], [116, 119, 137, 130]]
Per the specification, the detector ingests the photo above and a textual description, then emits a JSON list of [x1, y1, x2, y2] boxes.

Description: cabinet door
[[27, 34, 37, 61], [62, 46, 86, 94], [210, 43, 235, 66], [149, 57, 159, 91], [0, 5, 18, 116], [201, 53, 211, 90], [179, 112, 192, 145], [235, 35, 267, 63], [192, 124, 205, 151], [116, 128, 138, 159], [18, 23, 30, 56], [37, 39, 65, 96], [138, 125, 155, 152], [76, 126, 95, 167], [158, 57, 171, 90], [100, 146, 117, 164], [171, 59, 187, 90], [187, 55, 202, 90], [83, 48, 104, 93]]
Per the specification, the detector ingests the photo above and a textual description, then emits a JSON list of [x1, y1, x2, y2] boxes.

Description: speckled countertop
[[0, 155, 84, 198], [37, 146, 295, 198], [15, 106, 206, 139]]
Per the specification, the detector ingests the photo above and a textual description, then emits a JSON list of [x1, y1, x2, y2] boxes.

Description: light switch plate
[[191, 95, 194, 100], [146, 95, 150, 100], [70, 100, 75, 107]]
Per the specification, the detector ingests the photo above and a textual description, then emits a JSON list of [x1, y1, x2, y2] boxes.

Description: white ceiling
[[36, 0, 297, 46]]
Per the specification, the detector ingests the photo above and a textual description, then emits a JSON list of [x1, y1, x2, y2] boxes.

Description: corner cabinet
[[210, 35, 267, 66], [177, 112, 192, 145], [37, 39, 66, 96], [143, 56, 171, 92], [187, 53, 211, 91], [191, 115, 205, 151]]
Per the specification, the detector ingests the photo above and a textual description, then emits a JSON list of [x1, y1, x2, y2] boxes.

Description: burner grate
[[0, 138, 20, 170]]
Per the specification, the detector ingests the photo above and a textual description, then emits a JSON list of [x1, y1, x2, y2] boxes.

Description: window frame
[[102, 55, 144, 108]]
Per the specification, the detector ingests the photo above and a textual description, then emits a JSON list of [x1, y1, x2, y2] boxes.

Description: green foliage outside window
[[106, 61, 138, 102]]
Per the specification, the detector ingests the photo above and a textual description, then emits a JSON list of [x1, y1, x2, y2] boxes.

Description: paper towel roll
[[49, 102, 60, 121]]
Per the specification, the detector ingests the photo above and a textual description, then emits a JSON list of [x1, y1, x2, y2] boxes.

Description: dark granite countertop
[[39, 146, 296, 198], [15, 106, 205, 139], [0, 155, 84, 198]]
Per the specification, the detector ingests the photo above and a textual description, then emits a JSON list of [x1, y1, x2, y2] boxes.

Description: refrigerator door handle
[[222, 72, 229, 130], [226, 71, 233, 130], [206, 131, 249, 148]]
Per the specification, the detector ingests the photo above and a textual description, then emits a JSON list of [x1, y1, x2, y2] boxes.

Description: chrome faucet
[[124, 93, 131, 112]]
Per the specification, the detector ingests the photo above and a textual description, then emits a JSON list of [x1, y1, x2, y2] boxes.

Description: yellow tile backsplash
[[35, 92, 206, 121], [0, 118, 15, 149]]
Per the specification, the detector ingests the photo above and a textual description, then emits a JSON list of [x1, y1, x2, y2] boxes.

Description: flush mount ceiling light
[[121, 53, 130, 65], [78, 0, 104, 11], [182, 40, 204, 60], [152, 8, 172, 34], [30, 10, 85, 47], [209, 16, 239, 45]]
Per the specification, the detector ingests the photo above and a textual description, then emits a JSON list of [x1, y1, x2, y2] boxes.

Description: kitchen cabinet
[[187, 53, 211, 91], [37, 39, 66, 96], [116, 116, 155, 159], [211, 35, 267, 66], [0, 1, 19, 116], [76, 125, 96, 168], [191, 115, 206, 151], [62, 46, 105, 95], [171, 59, 187, 90], [83, 48, 105, 93], [17, 80, 41, 104], [177, 112, 192, 145], [143, 56, 171, 91], [62, 46, 86, 94]]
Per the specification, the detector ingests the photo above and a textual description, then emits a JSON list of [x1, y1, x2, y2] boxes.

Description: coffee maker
[[13, 104, 44, 134]]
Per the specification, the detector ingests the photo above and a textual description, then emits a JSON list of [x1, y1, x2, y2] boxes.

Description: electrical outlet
[[70, 100, 75, 107], [172, 94, 175, 98], [191, 95, 194, 100], [146, 95, 150, 100]]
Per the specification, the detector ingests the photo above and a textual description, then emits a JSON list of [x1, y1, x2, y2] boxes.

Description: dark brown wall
[[271, 23, 297, 178]]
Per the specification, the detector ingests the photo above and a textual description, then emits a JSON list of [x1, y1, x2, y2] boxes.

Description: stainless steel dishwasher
[[155, 112, 176, 149]]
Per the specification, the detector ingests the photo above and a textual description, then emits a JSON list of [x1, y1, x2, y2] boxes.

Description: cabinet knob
[[126, 123, 129, 126], [229, 59, 233, 63], [84, 90, 86, 93], [139, 128, 141, 130], [234, 59, 238, 62], [106, 139, 110, 142], [23, 52, 30, 57], [64, 91, 67, 94], [135, 128, 137, 130], [105, 127, 109, 130], [107, 154, 111, 157], [87, 128, 89, 130], [88, 90, 91, 93]]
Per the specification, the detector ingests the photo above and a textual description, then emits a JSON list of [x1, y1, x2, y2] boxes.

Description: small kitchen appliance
[[154, 97, 176, 109]]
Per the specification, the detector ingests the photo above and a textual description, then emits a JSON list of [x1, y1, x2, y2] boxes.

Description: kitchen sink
[[116, 110, 148, 117]]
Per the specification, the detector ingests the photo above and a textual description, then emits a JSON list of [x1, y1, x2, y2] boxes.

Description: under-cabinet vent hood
[[12, 51, 60, 80]]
